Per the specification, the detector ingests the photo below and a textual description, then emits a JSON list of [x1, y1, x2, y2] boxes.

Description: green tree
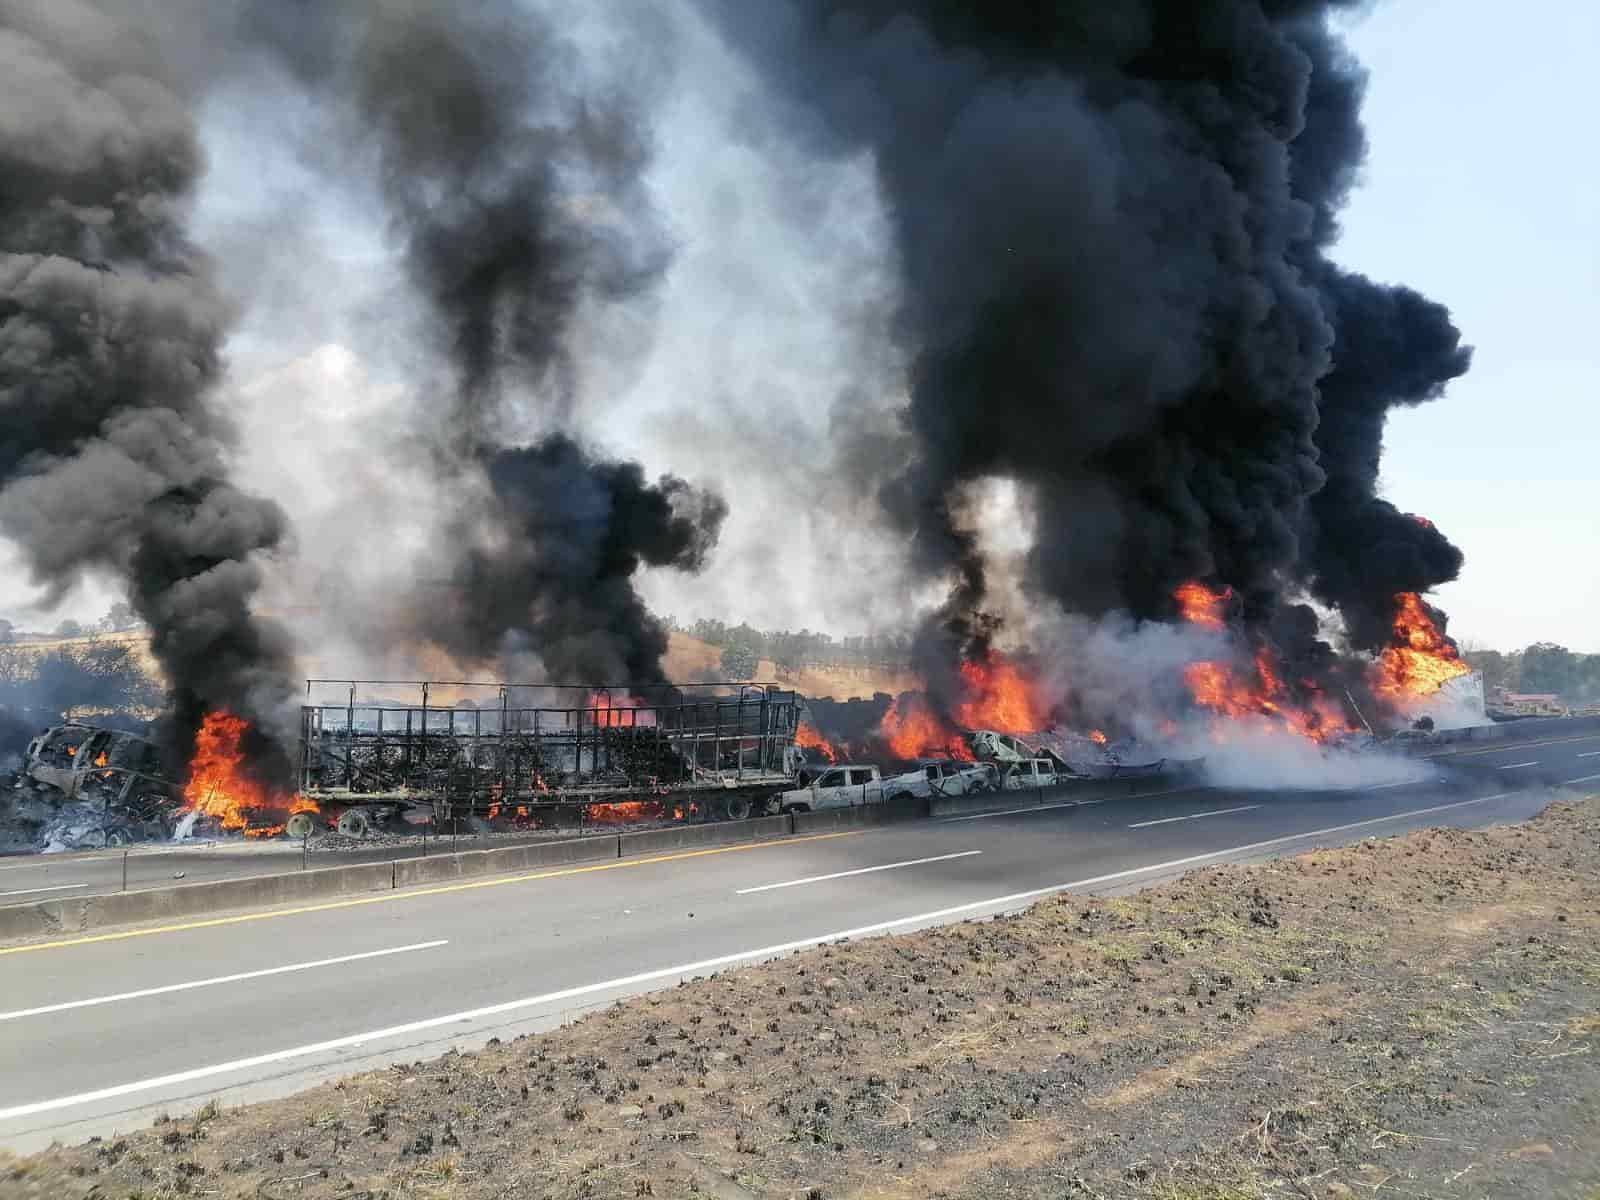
[[719, 641, 760, 680], [1519, 642, 1577, 697]]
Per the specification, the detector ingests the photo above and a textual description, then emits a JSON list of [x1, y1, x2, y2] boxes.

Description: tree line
[[1463, 643, 1600, 703], [662, 618, 913, 681]]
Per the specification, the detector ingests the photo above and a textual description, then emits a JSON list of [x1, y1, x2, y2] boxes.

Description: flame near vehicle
[[795, 722, 838, 763], [183, 711, 318, 838], [1372, 592, 1472, 699]]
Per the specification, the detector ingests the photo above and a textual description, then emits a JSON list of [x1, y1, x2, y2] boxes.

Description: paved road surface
[[1, 727, 1597, 1152]]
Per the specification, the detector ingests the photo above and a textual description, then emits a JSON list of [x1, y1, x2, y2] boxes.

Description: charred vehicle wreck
[[7, 724, 180, 851]]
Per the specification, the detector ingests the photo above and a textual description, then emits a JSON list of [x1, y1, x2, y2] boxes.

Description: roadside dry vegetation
[[4, 795, 1598, 1200]]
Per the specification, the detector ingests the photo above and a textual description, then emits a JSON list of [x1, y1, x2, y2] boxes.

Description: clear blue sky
[[1335, 0, 1599, 652]]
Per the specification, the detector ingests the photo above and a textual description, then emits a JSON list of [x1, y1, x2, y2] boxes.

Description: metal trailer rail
[[296, 680, 803, 815]]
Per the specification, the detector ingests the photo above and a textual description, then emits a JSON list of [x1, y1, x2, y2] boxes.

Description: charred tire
[[103, 826, 134, 848], [336, 808, 373, 838], [886, 792, 911, 804], [781, 802, 811, 815], [285, 812, 315, 840], [724, 795, 754, 822]]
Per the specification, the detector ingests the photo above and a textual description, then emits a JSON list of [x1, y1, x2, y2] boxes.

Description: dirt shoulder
[[4, 796, 1598, 1200]]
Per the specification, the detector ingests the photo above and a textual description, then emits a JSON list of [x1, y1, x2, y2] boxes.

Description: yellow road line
[[1426, 732, 1600, 759], [0, 830, 864, 957]]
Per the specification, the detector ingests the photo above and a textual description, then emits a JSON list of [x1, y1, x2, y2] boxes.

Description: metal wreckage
[[2, 676, 1205, 850]]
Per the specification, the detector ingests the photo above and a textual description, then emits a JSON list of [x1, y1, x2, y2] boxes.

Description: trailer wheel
[[285, 812, 315, 840], [886, 792, 911, 804], [336, 808, 373, 838], [724, 794, 754, 821], [104, 826, 133, 848]]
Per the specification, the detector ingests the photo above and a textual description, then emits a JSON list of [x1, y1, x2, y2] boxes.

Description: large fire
[[954, 654, 1046, 732], [795, 722, 838, 762], [184, 710, 317, 837], [1183, 650, 1350, 743], [877, 652, 1044, 762], [1174, 580, 1233, 630], [1372, 591, 1472, 699], [879, 695, 975, 762]]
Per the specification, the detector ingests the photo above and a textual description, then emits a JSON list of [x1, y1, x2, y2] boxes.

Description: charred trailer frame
[[295, 680, 805, 824]]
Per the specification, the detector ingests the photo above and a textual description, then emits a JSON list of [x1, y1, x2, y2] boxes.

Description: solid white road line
[[1127, 805, 1261, 829], [1560, 773, 1600, 786], [0, 883, 89, 898], [0, 789, 1519, 1126], [1364, 779, 1434, 791], [1578, 751, 1600, 758], [1496, 762, 1538, 769], [736, 850, 983, 894], [0, 941, 450, 1024]]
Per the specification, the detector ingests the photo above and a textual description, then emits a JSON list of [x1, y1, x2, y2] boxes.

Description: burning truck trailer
[[293, 681, 815, 836]]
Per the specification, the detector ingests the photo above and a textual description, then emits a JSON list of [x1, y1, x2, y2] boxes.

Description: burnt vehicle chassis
[[297, 681, 806, 833], [14, 723, 179, 847]]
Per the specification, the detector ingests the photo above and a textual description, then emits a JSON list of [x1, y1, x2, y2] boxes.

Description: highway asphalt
[[1, 726, 1597, 1152]]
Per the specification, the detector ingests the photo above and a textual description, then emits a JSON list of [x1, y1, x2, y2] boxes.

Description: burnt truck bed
[[297, 682, 806, 823]]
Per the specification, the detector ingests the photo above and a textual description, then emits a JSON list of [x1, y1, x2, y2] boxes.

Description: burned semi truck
[[296, 680, 812, 834]]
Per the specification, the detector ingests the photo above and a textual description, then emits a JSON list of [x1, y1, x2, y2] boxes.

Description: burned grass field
[[4, 796, 1598, 1200]]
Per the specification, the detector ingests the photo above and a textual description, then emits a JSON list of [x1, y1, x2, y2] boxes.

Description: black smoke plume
[[1285, 21, 1472, 652], [0, 1, 295, 776], [700, 1, 1471, 688], [247, 0, 723, 684], [430, 434, 726, 683]]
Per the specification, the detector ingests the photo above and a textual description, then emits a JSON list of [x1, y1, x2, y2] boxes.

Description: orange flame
[[1174, 580, 1233, 630], [93, 750, 108, 767], [1184, 648, 1350, 743], [795, 723, 837, 763], [184, 711, 317, 837], [1372, 592, 1471, 699], [1088, 729, 1108, 746], [954, 654, 1046, 733], [586, 800, 679, 825], [587, 693, 657, 728], [879, 695, 975, 762], [877, 651, 1043, 761]]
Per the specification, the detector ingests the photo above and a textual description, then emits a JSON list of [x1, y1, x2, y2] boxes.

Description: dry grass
[[3, 797, 1598, 1200]]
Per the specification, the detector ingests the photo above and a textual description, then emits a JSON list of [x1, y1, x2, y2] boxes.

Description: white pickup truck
[[880, 759, 997, 802], [775, 764, 884, 812], [997, 757, 1060, 791]]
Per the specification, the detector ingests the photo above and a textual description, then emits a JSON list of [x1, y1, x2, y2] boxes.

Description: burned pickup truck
[[8, 724, 179, 850]]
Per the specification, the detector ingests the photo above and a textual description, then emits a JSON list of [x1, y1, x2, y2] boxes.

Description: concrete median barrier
[[0, 859, 397, 941], [617, 814, 791, 858], [790, 795, 931, 834], [392, 835, 617, 888]]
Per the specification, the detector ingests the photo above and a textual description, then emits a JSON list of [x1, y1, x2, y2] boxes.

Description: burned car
[[15, 723, 180, 848]]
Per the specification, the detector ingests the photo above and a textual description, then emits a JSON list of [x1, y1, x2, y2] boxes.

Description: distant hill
[[663, 632, 916, 702]]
